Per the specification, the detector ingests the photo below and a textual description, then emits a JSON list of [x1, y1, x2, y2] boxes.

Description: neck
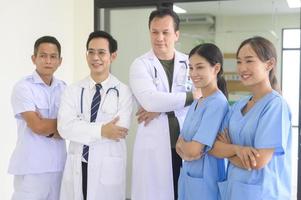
[[90, 72, 109, 83], [36, 71, 53, 86], [155, 51, 174, 60], [249, 80, 272, 101], [200, 82, 218, 98]]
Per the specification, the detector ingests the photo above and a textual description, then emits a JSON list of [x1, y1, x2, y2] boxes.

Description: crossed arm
[[176, 136, 204, 161], [21, 111, 61, 138], [209, 130, 274, 170]]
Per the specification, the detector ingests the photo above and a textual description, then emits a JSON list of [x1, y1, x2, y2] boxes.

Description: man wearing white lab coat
[[58, 31, 133, 200], [130, 9, 202, 200]]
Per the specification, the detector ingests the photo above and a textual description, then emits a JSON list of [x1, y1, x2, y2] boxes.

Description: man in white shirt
[[9, 36, 66, 200], [58, 30, 133, 200]]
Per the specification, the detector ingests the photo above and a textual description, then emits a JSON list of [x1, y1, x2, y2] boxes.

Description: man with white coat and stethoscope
[[58, 31, 133, 200], [130, 8, 202, 200]]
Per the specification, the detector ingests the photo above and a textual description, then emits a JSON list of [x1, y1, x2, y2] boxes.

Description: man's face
[[149, 15, 179, 59], [86, 37, 116, 77], [32, 43, 62, 77]]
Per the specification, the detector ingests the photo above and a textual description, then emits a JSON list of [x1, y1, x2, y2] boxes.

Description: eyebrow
[[87, 48, 106, 51], [237, 55, 254, 60], [189, 62, 206, 66]]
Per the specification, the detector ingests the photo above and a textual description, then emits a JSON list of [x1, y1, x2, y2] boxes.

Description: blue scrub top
[[219, 90, 292, 200], [178, 90, 229, 200]]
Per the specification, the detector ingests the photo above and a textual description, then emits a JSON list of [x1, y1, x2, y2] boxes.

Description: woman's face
[[189, 53, 219, 89], [237, 44, 272, 87]]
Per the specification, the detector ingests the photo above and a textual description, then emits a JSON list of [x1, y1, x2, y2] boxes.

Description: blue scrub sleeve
[[11, 83, 36, 119], [254, 97, 292, 155], [192, 99, 228, 151]]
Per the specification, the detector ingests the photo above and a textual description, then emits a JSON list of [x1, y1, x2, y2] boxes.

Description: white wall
[[0, 0, 93, 199]]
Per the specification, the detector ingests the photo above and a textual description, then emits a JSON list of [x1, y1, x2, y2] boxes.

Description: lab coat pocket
[[100, 156, 124, 186]]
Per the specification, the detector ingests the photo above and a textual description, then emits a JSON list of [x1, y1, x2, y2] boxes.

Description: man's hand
[[136, 107, 160, 126], [101, 116, 128, 141]]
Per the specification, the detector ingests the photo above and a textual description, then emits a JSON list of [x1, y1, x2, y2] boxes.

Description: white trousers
[[12, 172, 62, 200]]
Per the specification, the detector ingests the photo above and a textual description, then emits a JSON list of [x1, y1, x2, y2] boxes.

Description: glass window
[[283, 29, 301, 48]]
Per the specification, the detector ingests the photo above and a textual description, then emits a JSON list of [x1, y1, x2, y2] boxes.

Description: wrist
[[46, 133, 54, 138]]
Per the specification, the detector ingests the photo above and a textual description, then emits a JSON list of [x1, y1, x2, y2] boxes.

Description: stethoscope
[[153, 60, 192, 91], [79, 86, 119, 116]]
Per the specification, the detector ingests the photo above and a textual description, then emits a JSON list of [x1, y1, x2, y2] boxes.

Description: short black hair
[[34, 36, 61, 56], [148, 8, 180, 31], [86, 30, 118, 53]]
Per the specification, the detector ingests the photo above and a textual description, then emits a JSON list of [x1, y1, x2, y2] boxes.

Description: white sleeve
[[57, 86, 103, 145], [129, 58, 186, 113], [115, 85, 133, 129]]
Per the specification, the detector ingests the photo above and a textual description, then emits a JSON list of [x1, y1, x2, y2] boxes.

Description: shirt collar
[[32, 70, 59, 88], [88, 75, 111, 91]]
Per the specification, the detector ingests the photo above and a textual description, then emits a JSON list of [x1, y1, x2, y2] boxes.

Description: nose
[[45, 55, 51, 64], [156, 33, 164, 41]]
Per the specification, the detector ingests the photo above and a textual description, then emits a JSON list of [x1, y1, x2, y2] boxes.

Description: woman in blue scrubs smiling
[[210, 36, 292, 200], [176, 43, 229, 200]]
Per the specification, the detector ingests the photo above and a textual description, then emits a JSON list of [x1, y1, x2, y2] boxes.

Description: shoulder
[[175, 50, 188, 60], [131, 50, 153, 66], [63, 78, 87, 94], [263, 91, 290, 114], [110, 75, 131, 94], [12, 75, 35, 93]]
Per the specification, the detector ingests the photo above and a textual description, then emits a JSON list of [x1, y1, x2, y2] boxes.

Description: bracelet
[[46, 133, 54, 138]]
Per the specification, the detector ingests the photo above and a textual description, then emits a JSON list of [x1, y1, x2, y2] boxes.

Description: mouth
[[92, 63, 103, 68], [240, 74, 251, 81]]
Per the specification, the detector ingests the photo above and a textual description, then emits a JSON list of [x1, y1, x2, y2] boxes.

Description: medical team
[[8, 7, 292, 200]]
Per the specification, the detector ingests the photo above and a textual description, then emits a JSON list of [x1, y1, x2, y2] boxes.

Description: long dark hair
[[236, 36, 281, 93], [189, 43, 228, 99]]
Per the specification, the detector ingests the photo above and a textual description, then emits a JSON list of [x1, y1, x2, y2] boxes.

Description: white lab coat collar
[[78, 74, 120, 91], [146, 49, 187, 92]]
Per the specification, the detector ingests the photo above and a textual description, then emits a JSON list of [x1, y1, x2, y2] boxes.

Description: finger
[[111, 116, 120, 124], [135, 107, 144, 116], [243, 153, 252, 170]]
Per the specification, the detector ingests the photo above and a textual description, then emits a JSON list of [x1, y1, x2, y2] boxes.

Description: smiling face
[[86, 37, 116, 79], [149, 16, 179, 60], [31, 42, 62, 79], [237, 44, 272, 88], [189, 53, 219, 89]]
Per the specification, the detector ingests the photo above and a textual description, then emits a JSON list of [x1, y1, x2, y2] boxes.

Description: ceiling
[[175, 0, 300, 16]]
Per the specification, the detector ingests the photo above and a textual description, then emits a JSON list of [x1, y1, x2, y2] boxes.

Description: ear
[[58, 57, 63, 66], [175, 30, 180, 42], [214, 63, 221, 75], [110, 52, 117, 62], [265, 57, 276, 71], [31, 55, 36, 65]]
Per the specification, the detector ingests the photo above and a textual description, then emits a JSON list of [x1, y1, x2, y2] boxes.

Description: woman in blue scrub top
[[210, 36, 292, 200], [176, 43, 229, 200]]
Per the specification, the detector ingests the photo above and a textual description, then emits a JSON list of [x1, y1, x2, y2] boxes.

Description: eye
[[236, 60, 241, 64]]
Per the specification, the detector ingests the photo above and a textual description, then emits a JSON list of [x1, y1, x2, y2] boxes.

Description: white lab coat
[[130, 50, 191, 200], [58, 75, 133, 200]]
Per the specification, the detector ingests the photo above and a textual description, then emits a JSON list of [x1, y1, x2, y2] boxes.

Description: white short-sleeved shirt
[[8, 70, 67, 175]]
